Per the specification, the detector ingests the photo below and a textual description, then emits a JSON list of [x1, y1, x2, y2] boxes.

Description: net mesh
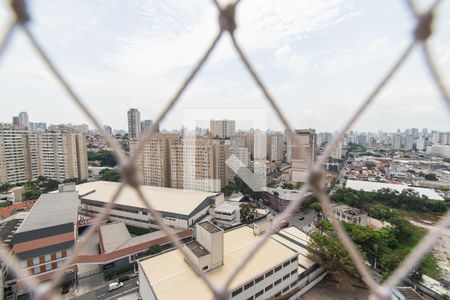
[[0, 0, 449, 299]]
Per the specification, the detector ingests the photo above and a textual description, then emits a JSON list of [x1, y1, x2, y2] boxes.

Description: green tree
[[87, 150, 118, 167], [148, 244, 162, 255], [240, 203, 257, 223], [443, 158, 450, 163], [308, 233, 358, 276], [281, 182, 294, 189], [99, 169, 121, 182], [424, 173, 438, 181], [0, 183, 12, 193], [310, 202, 322, 213], [221, 182, 239, 197]]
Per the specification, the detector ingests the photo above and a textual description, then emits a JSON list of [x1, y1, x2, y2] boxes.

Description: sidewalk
[[64, 273, 106, 299]]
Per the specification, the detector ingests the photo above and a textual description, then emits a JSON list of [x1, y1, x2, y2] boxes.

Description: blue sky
[[0, 0, 449, 132]]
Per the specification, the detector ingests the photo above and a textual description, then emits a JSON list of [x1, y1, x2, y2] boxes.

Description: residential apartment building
[[330, 139, 343, 159], [268, 132, 284, 164], [128, 108, 141, 138], [0, 125, 40, 184], [0, 125, 88, 184], [210, 120, 235, 139], [291, 129, 317, 183], [130, 134, 180, 187], [170, 138, 226, 192], [12, 189, 79, 292], [224, 145, 250, 182]]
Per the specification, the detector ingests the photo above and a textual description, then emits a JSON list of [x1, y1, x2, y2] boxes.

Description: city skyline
[[0, 1, 449, 132]]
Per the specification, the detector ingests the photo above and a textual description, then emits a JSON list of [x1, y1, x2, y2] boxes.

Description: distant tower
[[127, 108, 141, 138], [18, 112, 30, 128], [210, 120, 235, 139]]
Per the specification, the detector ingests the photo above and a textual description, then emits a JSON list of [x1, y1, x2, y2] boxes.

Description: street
[[74, 278, 139, 300], [289, 209, 315, 229]]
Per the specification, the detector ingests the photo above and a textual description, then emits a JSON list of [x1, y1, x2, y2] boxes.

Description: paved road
[[74, 278, 139, 300], [289, 209, 315, 229]]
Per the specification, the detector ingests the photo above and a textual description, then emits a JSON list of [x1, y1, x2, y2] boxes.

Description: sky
[[0, 0, 449, 133]]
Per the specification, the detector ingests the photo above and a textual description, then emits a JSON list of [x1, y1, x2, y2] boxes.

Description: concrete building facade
[[291, 129, 317, 183], [128, 108, 141, 138]]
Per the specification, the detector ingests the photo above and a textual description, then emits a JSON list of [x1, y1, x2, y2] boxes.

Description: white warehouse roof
[[76, 181, 220, 215], [346, 180, 444, 201]]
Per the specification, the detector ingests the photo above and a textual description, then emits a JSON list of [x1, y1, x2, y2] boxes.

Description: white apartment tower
[[291, 129, 317, 183], [269, 132, 284, 164], [128, 108, 141, 138]]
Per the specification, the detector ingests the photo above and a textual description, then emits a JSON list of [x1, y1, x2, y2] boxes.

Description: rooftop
[[76, 181, 218, 215], [186, 241, 210, 257], [198, 221, 222, 234], [100, 222, 186, 253], [139, 226, 296, 300], [346, 179, 444, 201], [16, 192, 79, 233]]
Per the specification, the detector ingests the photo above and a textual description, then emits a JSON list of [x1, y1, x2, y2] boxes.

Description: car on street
[[108, 282, 124, 292], [119, 275, 131, 282]]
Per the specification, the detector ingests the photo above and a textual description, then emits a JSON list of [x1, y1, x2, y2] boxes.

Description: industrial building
[[76, 181, 224, 229], [12, 188, 79, 292], [346, 179, 444, 201], [138, 222, 326, 300]]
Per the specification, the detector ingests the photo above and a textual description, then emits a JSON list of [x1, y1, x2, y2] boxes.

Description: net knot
[[414, 11, 433, 41], [120, 160, 142, 189], [219, 3, 236, 33]]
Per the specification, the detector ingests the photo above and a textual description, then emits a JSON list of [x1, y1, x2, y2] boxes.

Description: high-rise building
[[0, 125, 40, 184], [170, 138, 225, 192], [39, 131, 88, 182], [128, 108, 141, 138], [411, 128, 419, 138], [131, 134, 180, 187], [269, 132, 284, 164], [439, 132, 449, 145], [404, 135, 414, 151], [210, 120, 235, 139], [330, 139, 343, 159], [140, 119, 158, 135], [224, 145, 249, 182], [104, 125, 112, 136], [18, 112, 30, 128], [0, 125, 88, 184], [392, 134, 401, 150], [291, 129, 316, 183], [12, 116, 20, 126], [416, 137, 426, 151]]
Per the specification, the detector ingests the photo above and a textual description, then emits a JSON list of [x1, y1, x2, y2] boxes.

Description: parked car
[[61, 283, 70, 294], [108, 282, 124, 292], [136, 280, 140, 286], [279, 220, 289, 229]]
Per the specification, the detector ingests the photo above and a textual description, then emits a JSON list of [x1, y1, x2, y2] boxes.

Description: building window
[[57, 260, 63, 268], [231, 287, 242, 297], [246, 297, 254, 300], [56, 251, 62, 259], [244, 281, 254, 290], [255, 275, 264, 284], [283, 274, 290, 281], [33, 257, 39, 266], [44, 254, 51, 262], [290, 270, 296, 276], [274, 279, 282, 286], [45, 263, 52, 272], [66, 248, 72, 256], [202, 266, 208, 271], [265, 270, 273, 278], [255, 290, 263, 298], [282, 287, 289, 293], [33, 266, 40, 275], [265, 284, 273, 292], [290, 257, 297, 264], [275, 265, 281, 272], [283, 261, 289, 267]]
